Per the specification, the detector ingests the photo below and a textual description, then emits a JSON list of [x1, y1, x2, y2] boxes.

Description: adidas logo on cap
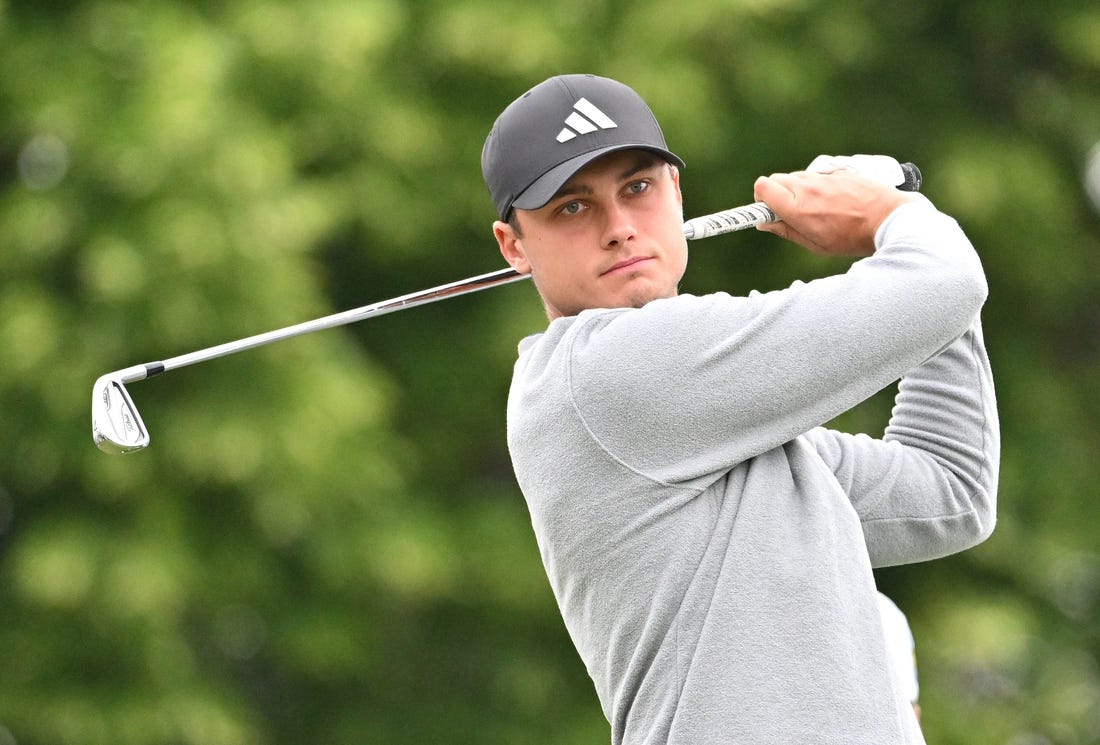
[[556, 98, 617, 143]]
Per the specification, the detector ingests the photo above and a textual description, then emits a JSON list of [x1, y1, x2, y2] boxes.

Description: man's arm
[[777, 170, 1000, 564], [806, 314, 999, 565], [563, 174, 988, 486]]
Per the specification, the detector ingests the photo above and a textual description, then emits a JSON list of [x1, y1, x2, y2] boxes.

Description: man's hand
[[752, 169, 920, 256]]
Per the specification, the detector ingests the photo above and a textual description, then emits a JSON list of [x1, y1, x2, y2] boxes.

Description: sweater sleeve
[[805, 315, 999, 566], [563, 198, 990, 487]]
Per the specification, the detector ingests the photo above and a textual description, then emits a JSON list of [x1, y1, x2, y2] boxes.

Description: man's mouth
[[601, 256, 652, 276]]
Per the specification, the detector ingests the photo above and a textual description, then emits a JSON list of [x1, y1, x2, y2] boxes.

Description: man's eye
[[628, 180, 650, 194], [561, 201, 583, 215]]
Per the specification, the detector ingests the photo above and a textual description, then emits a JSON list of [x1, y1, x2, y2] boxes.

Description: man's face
[[493, 150, 688, 319]]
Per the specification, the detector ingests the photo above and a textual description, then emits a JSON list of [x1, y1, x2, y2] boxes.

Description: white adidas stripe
[[564, 111, 599, 136], [556, 98, 618, 143], [574, 98, 617, 128]]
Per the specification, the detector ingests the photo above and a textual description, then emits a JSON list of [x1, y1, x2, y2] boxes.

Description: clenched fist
[[753, 169, 921, 256]]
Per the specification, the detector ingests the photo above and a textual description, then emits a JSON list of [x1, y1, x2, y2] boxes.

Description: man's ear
[[494, 220, 531, 275]]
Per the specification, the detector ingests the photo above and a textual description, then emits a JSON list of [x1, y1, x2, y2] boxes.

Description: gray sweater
[[504, 199, 999, 744]]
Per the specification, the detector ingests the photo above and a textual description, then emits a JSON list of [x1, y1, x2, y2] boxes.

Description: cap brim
[[511, 145, 685, 214]]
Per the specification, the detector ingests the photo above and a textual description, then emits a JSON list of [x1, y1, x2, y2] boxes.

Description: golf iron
[[92, 159, 921, 454]]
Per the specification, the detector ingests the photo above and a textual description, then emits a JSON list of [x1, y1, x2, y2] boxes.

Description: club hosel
[[110, 362, 166, 384]]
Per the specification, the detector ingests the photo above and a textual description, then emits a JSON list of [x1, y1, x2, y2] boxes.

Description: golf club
[[93, 160, 922, 454]]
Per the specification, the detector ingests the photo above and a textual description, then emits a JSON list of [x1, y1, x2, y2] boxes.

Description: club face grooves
[[91, 377, 150, 453]]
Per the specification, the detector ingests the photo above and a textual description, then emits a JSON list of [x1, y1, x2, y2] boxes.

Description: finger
[[754, 221, 783, 236], [753, 175, 796, 212], [758, 221, 831, 255], [755, 220, 798, 242]]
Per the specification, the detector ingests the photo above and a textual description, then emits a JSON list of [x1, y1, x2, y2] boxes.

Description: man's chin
[[626, 285, 678, 310], [547, 285, 679, 318]]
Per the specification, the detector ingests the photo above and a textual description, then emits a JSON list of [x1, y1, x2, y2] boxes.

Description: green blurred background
[[1, 0, 1098, 743]]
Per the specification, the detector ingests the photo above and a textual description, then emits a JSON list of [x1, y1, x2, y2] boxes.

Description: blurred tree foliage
[[0, 0, 1098, 743]]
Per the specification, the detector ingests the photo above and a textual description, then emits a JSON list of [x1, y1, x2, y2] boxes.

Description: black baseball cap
[[481, 74, 685, 221]]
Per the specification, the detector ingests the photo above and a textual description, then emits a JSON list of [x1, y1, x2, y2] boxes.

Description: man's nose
[[602, 202, 637, 248]]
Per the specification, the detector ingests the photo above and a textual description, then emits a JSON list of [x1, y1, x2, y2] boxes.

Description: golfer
[[482, 74, 998, 745]]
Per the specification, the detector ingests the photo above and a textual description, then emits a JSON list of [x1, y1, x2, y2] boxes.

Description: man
[[481, 73, 998, 744]]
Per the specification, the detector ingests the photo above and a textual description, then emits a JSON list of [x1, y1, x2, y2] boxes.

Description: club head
[[92, 375, 150, 454]]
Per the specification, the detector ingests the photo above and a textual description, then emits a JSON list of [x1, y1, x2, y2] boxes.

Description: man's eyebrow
[[553, 182, 594, 199], [618, 155, 660, 180], [551, 155, 662, 201]]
